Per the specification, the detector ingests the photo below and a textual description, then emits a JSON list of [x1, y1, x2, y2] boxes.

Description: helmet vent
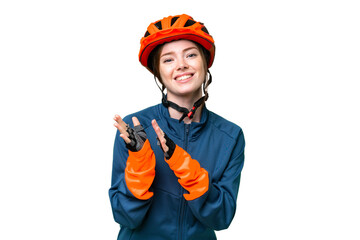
[[201, 27, 209, 34], [171, 17, 179, 26], [184, 19, 196, 27], [155, 21, 162, 30], [144, 31, 150, 37]]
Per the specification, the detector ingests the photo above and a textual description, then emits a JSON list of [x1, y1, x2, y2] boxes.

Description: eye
[[187, 53, 197, 58], [162, 58, 173, 63]]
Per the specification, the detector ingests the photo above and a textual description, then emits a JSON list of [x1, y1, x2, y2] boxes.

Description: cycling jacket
[[109, 104, 245, 240]]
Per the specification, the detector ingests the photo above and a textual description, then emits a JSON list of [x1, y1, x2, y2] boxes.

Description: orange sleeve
[[165, 145, 209, 201], [125, 139, 155, 200]]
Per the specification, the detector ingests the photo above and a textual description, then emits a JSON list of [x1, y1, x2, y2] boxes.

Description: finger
[[114, 122, 129, 138], [152, 119, 169, 152], [151, 119, 164, 137], [114, 118, 131, 144], [132, 116, 141, 127], [160, 138, 169, 152], [113, 114, 127, 129], [113, 114, 122, 123], [120, 133, 131, 144]]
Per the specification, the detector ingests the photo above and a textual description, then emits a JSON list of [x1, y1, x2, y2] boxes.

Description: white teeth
[[176, 74, 192, 81]]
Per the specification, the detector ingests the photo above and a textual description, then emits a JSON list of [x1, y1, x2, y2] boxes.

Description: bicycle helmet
[[139, 14, 215, 73]]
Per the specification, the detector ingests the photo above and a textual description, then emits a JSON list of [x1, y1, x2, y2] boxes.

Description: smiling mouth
[[175, 74, 194, 81]]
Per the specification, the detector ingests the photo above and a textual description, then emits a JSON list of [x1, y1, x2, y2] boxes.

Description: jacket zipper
[[179, 124, 190, 240]]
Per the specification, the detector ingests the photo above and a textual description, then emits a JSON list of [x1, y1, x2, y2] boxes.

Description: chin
[[176, 88, 202, 98]]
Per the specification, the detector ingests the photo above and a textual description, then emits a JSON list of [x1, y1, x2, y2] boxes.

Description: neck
[[166, 92, 203, 124]]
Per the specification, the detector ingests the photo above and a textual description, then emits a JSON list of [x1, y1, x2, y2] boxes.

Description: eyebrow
[[160, 47, 199, 58]]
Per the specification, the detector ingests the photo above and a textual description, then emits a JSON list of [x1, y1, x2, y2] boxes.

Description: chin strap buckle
[[187, 106, 196, 119], [162, 92, 205, 123]]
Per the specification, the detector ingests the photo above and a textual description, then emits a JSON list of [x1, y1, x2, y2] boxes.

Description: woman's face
[[159, 40, 206, 99]]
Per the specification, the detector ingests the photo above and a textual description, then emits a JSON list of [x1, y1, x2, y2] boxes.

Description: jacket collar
[[157, 103, 209, 141]]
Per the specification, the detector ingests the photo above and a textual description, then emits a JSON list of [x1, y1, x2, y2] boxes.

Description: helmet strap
[[154, 74, 208, 123], [162, 94, 205, 123], [203, 70, 212, 100]]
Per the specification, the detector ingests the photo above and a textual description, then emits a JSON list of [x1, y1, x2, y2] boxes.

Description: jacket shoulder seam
[[207, 112, 242, 141]]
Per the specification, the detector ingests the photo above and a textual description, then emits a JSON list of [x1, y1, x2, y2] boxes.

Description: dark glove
[[125, 124, 147, 152], [157, 133, 176, 159]]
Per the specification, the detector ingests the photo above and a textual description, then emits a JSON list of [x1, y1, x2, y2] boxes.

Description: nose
[[177, 57, 188, 71]]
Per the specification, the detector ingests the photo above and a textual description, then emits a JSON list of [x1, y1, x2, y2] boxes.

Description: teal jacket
[[109, 104, 245, 240]]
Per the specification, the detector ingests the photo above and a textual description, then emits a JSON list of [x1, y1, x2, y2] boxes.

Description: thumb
[[132, 116, 141, 126]]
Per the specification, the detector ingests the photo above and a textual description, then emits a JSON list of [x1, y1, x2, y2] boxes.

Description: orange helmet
[[139, 14, 215, 73]]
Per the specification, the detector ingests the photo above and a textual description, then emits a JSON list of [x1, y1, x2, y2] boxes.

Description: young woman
[[109, 14, 245, 240]]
